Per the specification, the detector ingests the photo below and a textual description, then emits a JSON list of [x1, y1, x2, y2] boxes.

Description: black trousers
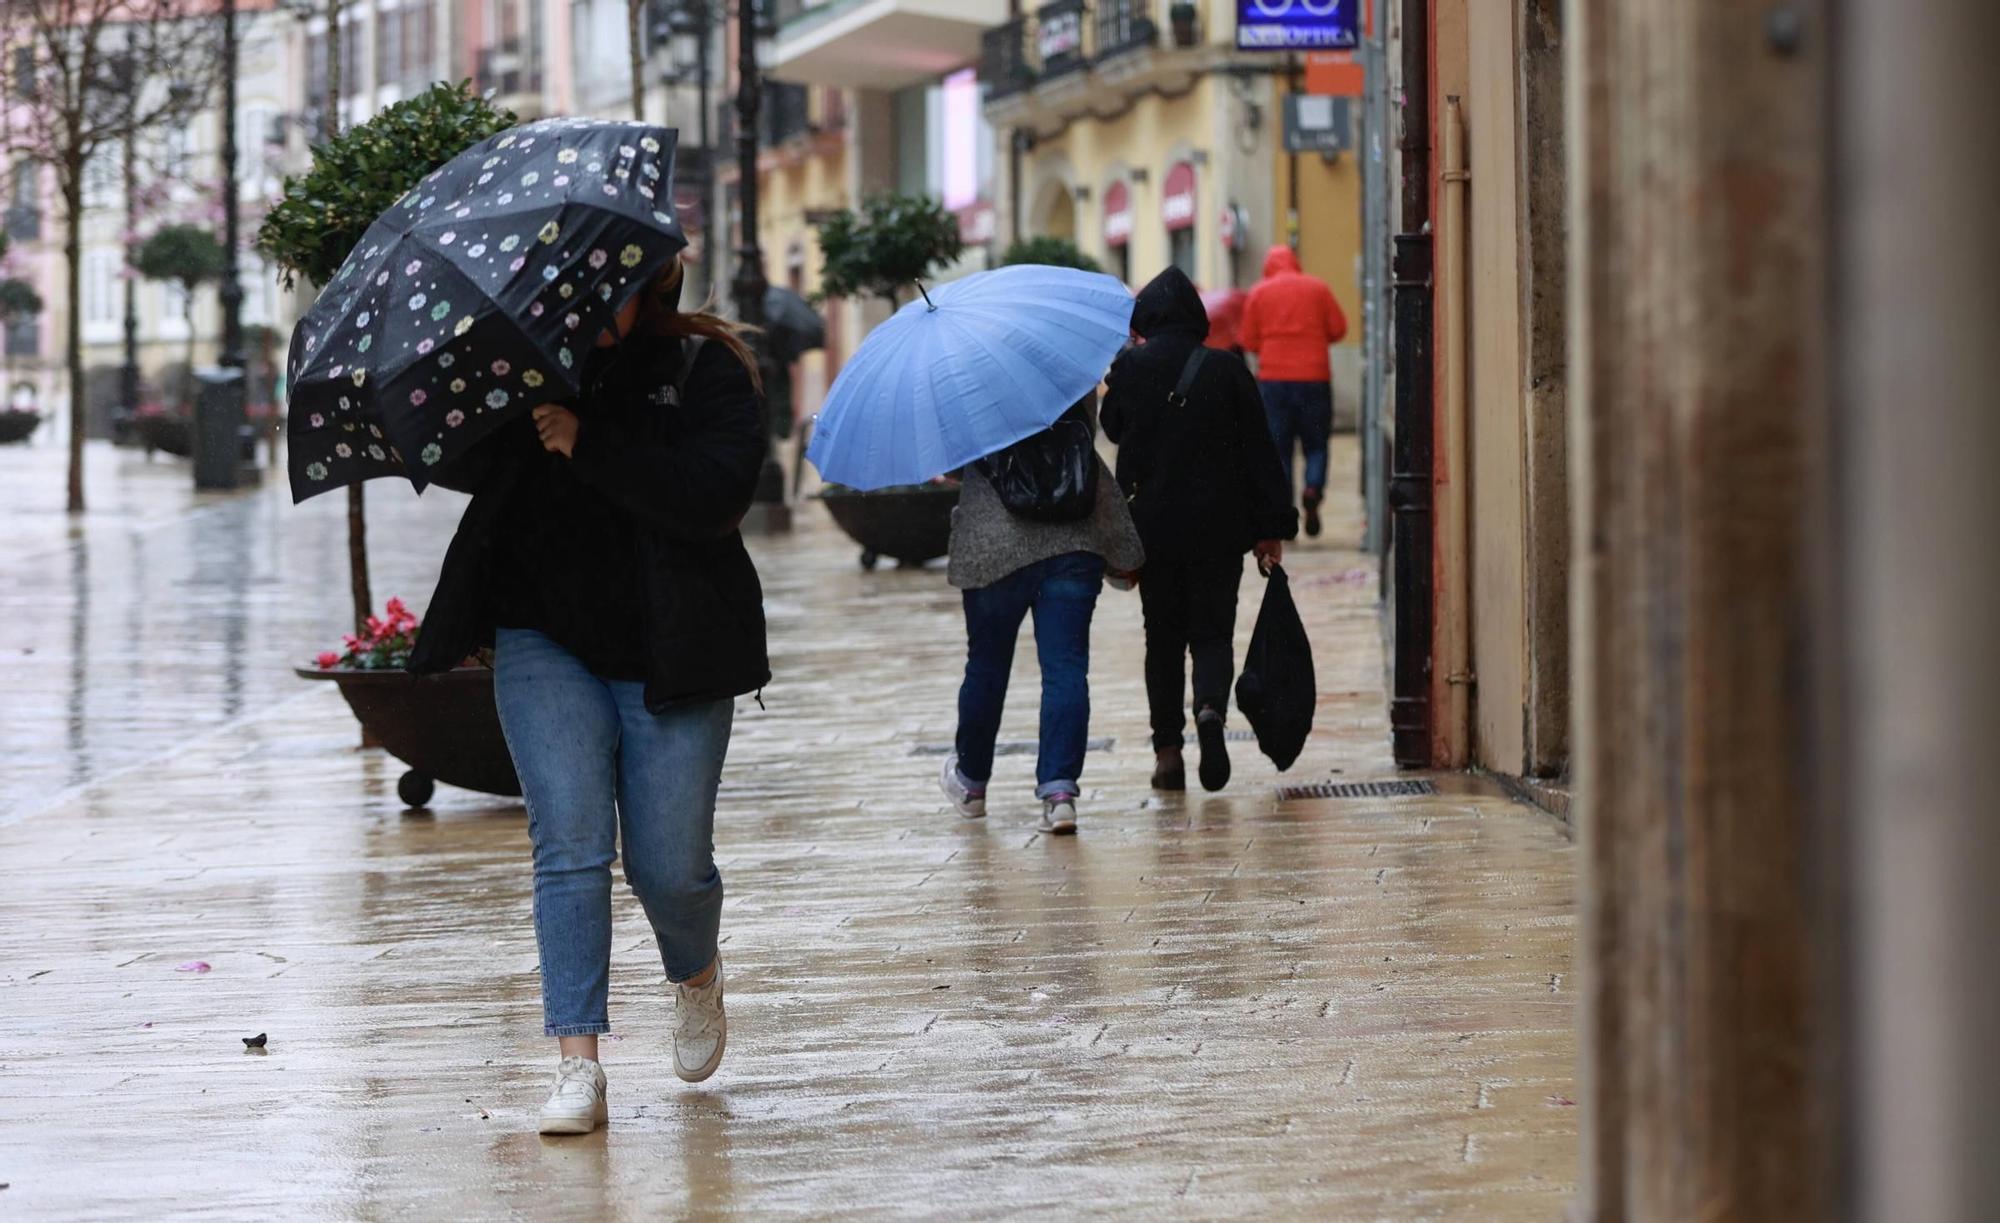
[[1139, 554, 1243, 750]]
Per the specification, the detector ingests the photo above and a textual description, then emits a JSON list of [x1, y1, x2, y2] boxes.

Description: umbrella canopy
[[285, 117, 688, 502], [763, 285, 825, 362], [805, 264, 1133, 491]]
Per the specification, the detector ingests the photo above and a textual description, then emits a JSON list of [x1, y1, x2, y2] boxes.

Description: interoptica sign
[[1235, 0, 1360, 51]]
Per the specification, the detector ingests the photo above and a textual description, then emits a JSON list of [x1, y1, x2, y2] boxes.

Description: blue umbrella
[[805, 264, 1134, 490]]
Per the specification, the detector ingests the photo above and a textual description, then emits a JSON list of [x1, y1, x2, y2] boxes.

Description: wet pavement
[[0, 437, 1577, 1219]]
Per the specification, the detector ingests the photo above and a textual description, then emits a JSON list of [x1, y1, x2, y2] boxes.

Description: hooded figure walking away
[[1103, 267, 1297, 793], [937, 394, 1145, 835], [409, 262, 767, 1134], [1238, 245, 1348, 537]]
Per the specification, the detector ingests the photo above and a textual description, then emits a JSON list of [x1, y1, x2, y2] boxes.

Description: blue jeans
[[954, 552, 1106, 799], [1260, 380, 1334, 497], [493, 628, 734, 1037]]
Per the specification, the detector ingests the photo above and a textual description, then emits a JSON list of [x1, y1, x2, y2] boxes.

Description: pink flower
[[510, 257, 527, 272], [409, 389, 427, 407], [308, 413, 325, 429], [445, 409, 465, 428], [490, 359, 510, 376], [404, 260, 422, 276], [416, 339, 434, 355], [588, 249, 609, 269], [316, 652, 342, 669], [530, 302, 545, 317]]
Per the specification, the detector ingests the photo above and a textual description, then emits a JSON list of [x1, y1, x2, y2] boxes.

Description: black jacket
[[409, 336, 771, 712], [1102, 267, 1297, 561]]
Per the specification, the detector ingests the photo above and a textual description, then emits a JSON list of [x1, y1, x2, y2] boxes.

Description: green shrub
[[815, 192, 964, 309], [997, 235, 1102, 274], [255, 82, 517, 290]]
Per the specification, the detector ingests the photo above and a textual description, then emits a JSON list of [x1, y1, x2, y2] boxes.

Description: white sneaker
[[538, 1055, 608, 1135], [939, 754, 987, 819], [674, 960, 727, 1083], [1038, 794, 1078, 835]]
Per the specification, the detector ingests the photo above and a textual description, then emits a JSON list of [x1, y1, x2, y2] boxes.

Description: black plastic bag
[[977, 402, 1099, 523], [1234, 563, 1315, 771]]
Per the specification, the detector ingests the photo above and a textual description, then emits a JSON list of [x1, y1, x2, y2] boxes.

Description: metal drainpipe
[[1388, 0, 1435, 768], [1436, 94, 1473, 764]]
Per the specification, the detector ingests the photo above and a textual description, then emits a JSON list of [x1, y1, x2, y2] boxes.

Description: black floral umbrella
[[285, 117, 688, 502]]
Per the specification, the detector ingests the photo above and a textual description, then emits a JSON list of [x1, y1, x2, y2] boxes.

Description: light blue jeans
[[494, 628, 734, 1037]]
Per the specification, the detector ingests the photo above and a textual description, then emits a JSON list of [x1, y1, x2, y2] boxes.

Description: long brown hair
[[637, 258, 763, 394]]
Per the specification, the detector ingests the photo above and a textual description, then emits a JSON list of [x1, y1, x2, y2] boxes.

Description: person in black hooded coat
[[1102, 266, 1297, 793]]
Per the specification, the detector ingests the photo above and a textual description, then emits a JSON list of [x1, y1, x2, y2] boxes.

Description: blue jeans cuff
[[1036, 780, 1079, 800], [545, 1022, 611, 1037]]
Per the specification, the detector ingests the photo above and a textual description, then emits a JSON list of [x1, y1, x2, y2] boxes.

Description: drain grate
[[911, 737, 1115, 758], [1277, 779, 1438, 800]]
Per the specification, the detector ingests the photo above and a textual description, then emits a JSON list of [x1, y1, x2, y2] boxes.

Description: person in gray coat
[[937, 397, 1144, 835]]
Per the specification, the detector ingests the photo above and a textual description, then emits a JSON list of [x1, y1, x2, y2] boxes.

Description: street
[[0, 437, 1577, 1219]]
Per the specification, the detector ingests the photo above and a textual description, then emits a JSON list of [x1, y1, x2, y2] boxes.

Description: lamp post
[[216, 0, 245, 371], [665, 0, 714, 303], [729, 0, 788, 530], [118, 61, 139, 431]]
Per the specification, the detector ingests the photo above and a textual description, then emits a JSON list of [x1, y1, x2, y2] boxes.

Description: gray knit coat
[[946, 453, 1146, 590]]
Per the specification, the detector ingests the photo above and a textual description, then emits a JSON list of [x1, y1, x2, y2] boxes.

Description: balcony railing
[[982, 21, 1032, 100], [1094, 0, 1160, 61], [982, 1, 1166, 103]]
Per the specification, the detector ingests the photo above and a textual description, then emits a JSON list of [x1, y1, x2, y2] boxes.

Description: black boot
[[1301, 487, 1324, 538], [1195, 707, 1231, 792], [1151, 746, 1187, 791]]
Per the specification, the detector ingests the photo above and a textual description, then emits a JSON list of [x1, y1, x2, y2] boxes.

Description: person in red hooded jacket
[[1238, 245, 1348, 537]]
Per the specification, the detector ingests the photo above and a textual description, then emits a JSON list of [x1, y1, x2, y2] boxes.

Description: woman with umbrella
[[288, 120, 767, 1132], [806, 264, 1139, 832]]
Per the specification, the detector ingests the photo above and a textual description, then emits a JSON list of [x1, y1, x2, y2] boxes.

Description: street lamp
[[729, 0, 787, 528], [216, 0, 244, 371]]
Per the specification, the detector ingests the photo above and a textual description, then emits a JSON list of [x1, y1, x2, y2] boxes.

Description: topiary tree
[[255, 80, 517, 635], [998, 235, 1102, 274], [257, 81, 518, 289], [815, 192, 965, 311], [133, 224, 226, 407]]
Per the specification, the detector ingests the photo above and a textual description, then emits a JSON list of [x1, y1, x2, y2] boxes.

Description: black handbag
[[977, 402, 1099, 523], [1234, 563, 1316, 770]]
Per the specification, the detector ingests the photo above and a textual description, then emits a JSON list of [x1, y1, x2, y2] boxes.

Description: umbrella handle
[[916, 280, 937, 312]]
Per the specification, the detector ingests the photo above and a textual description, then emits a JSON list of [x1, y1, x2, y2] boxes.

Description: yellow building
[[982, 0, 1360, 394]]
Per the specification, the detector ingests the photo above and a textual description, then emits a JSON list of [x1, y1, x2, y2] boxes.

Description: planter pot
[[295, 665, 521, 809], [134, 413, 193, 458], [0, 410, 39, 444], [816, 483, 959, 570]]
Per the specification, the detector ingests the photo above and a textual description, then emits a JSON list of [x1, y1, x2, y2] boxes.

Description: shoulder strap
[[1167, 346, 1209, 408]]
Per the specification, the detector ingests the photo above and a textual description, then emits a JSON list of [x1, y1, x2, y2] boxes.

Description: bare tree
[[0, 0, 219, 513]]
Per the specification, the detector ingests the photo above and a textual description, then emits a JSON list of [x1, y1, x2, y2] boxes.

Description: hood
[[1132, 266, 1211, 340], [1262, 244, 1302, 279]]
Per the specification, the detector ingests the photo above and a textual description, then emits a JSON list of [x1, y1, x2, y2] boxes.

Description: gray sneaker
[[1038, 794, 1078, 835], [939, 754, 987, 819]]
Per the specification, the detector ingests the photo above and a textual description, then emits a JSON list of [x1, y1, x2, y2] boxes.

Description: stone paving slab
[[0, 438, 1577, 1219]]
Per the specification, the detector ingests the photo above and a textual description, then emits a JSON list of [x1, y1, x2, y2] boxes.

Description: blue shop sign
[[1236, 0, 1360, 51]]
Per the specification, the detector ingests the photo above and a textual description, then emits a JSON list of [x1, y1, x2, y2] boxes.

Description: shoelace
[[551, 1061, 601, 1101], [676, 984, 722, 1040]]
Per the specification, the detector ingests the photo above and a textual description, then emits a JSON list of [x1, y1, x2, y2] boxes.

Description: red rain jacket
[[1239, 245, 1348, 383]]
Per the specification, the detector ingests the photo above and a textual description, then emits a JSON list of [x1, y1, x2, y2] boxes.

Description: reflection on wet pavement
[[0, 438, 1576, 1217]]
